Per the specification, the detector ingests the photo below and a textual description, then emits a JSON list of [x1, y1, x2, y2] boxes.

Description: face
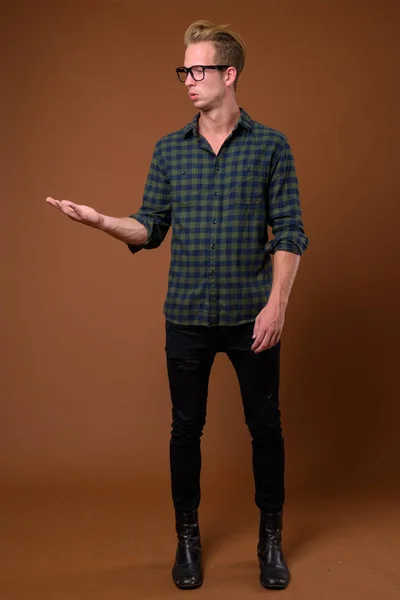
[[183, 41, 235, 111]]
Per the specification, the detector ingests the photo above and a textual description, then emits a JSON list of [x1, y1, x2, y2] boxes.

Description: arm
[[251, 251, 301, 353], [45, 197, 148, 246], [126, 143, 171, 254], [252, 137, 308, 353], [268, 250, 301, 311], [46, 141, 171, 251]]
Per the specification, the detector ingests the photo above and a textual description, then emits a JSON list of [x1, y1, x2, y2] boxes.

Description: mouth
[[189, 92, 199, 99]]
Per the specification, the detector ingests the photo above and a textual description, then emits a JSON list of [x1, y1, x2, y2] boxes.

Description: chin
[[194, 99, 211, 111]]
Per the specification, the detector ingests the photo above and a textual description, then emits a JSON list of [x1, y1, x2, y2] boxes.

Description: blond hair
[[184, 20, 246, 89]]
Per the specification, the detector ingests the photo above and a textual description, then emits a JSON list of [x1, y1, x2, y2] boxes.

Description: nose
[[184, 71, 196, 87]]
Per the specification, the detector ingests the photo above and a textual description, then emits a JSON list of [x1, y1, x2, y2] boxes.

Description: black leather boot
[[257, 511, 290, 590], [172, 509, 203, 590]]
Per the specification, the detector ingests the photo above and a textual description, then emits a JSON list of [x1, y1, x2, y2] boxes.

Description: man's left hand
[[251, 302, 285, 353]]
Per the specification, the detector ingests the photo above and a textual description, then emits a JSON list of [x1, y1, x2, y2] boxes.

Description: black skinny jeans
[[165, 319, 285, 515]]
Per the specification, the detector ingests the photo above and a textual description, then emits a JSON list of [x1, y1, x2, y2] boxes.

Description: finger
[[254, 330, 273, 353], [252, 319, 259, 339], [251, 328, 266, 351], [46, 197, 76, 210], [269, 331, 280, 349], [56, 200, 69, 212], [50, 198, 63, 209], [267, 329, 282, 350], [63, 205, 77, 216], [64, 205, 82, 220], [61, 200, 78, 209], [46, 197, 58, 207]]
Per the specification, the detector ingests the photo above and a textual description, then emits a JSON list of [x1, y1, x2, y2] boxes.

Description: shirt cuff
[[126, 215, 152, 255], [265, 237, 309, 256]]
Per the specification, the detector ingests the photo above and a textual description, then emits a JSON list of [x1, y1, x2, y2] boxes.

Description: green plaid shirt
[[128, 108, 308, 326]]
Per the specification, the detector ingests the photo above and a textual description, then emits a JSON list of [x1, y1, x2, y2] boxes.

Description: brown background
[[1, 1, 399, 598]]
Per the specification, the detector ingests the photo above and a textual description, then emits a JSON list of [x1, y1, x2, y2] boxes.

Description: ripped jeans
[[165, 319, 285, 514]]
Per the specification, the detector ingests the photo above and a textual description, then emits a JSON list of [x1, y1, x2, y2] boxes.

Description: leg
[[166, 320, 216, 514], [225, 327, 284, 513], [165, 320, 215, 590], [225, 324, 289, 589]]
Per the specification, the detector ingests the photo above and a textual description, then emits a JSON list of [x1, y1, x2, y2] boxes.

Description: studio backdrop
[[1, 0, 399, 505]]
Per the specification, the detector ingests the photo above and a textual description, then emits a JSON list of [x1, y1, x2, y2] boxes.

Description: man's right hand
[[45, 196, 148, 245], [46, 197, 104, 229]]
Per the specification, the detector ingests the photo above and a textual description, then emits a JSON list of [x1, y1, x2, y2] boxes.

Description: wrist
[[268, 290, 288, 311], [96, 213, 107, 231]]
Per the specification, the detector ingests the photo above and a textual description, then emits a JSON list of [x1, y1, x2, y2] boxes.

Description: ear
[[225, 66, 237, 88]]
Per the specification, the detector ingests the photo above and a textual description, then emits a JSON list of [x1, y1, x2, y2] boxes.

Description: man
[[46, 20, 308, 591]]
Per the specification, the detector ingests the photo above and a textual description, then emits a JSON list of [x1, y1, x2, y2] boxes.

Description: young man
[[46, 20, 308, 591]]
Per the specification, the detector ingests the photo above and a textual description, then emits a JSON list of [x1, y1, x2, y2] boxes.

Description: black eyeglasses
[[176, 65, 230, 83]]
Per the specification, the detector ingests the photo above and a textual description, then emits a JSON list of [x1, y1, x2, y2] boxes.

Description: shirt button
[[216, 166, 221, 171], [210, 270, 215, 276], [181, 170, 186, 174], [214, 191, 218, 196], [248, 166, 253, 172], [211, 244, 216, 250], [213, 219, 217, 224]]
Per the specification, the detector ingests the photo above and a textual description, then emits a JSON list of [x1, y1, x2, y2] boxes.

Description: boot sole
[[173, 581, 203, 590], [260, 582, 287, 590], [260, 576, 289, 590]]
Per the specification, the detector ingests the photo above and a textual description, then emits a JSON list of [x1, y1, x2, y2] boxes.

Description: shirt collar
[[182, 107, 253, 138]]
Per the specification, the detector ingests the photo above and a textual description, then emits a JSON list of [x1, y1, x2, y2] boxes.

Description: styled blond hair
[[184, 20, 246, 89]]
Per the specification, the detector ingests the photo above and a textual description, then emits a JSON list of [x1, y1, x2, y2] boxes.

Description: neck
[[198, 99, 241, 138]]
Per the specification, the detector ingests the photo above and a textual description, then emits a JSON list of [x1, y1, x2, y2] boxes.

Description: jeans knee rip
[[168, 356, 201, 371]]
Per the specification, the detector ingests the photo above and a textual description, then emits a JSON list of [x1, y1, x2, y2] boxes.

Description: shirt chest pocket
[[170, 168, 203, 208], [229, 164, 266, 205]]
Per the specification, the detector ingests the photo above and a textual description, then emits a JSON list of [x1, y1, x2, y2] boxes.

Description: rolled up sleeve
[[265, 137, 309, 256], [127, 142, 171, 255]]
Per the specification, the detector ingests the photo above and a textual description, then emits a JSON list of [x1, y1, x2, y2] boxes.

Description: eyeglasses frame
[[175, 64, 231, 83]]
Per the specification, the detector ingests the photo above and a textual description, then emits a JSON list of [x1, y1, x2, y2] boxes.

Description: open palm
[[46, 197, 102, 227]]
